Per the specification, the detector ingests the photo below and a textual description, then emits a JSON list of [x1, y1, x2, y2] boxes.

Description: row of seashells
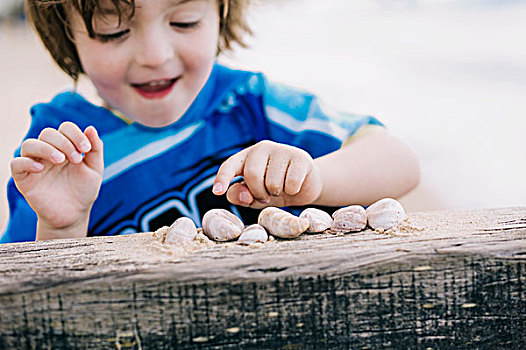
[[164, 198, 406, 245]]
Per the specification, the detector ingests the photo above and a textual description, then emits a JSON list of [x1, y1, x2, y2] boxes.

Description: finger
[[284, 158, 310, 195], [10, 157, 45, 179], [264, 154, 289, 197], [58, 121, 92, 153], [226, 183, 284, 209], [83, 126, 104, 174], [20, 138, 66, 165], [242, 148, 271, 202], [39, 127, 83, 164], [225, 182, 254, 206], [213, 149, 248, 195]]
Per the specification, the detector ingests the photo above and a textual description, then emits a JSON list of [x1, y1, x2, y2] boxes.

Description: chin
[[137, 111, 182, 128]]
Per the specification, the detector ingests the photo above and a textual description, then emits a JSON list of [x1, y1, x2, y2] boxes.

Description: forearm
[[313, 130, 420, 206], [36, 215, 90, 241]]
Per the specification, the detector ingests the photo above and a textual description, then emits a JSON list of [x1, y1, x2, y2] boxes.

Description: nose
[[134, 26, 175, 68]]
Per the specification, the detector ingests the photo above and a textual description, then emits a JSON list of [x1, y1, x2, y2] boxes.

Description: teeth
[[146, 80, 170, 87]]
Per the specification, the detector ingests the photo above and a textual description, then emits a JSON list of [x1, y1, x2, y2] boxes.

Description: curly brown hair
[[25, 0, 252, 81]]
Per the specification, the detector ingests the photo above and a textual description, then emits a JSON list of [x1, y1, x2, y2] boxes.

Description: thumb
[[225, 182, 254, 206], [83, 126, 104, 175]]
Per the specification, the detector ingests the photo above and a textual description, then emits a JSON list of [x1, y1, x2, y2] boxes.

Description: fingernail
[[51, 151, 65, 163], [71, 152, 83, 163], [79, 140, 91, 153], [259, 198, 271, 204], [87, 126, 98, 137], [212, 183, 223, 194], [240, 192, 251, 204]]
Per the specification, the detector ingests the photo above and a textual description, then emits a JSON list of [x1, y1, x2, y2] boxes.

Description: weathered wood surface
[[0, 207, 525, 349]]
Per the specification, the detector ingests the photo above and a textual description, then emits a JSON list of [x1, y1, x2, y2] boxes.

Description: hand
[[10, 122, 104, 237], [213, 140, 322, 209]]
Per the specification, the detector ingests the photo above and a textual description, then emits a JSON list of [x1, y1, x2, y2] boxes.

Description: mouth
[[131, 78, 178, 99]]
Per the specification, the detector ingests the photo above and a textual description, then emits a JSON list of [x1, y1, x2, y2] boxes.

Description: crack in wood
[[479, 225, 526, 233]]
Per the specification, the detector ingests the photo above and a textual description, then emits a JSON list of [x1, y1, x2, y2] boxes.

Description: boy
[[1, 0, 419, 243]]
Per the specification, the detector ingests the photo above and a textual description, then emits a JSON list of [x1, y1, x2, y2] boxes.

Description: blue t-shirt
[[0, 63, 382, 243]]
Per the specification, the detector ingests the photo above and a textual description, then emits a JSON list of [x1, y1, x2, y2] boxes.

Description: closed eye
[[95, 29, 130, 42], [170, 21, 200, 30]]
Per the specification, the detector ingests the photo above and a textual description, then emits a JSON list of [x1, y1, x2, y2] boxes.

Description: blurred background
[[1, 0, 525, 230]]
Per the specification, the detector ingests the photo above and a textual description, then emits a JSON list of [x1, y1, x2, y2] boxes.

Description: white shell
[[237, 224, 268, 245], [202, 209, 244, 242], [258, 207, 309, 238], [165, 217, 197, 244], [299, 208, 333, 233], [366, 198, 406, 231], [330, 205, 367, 234]]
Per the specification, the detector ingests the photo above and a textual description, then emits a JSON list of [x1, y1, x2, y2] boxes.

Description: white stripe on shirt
[[265, 105, 350, 143], [103, 122, 204, 183]]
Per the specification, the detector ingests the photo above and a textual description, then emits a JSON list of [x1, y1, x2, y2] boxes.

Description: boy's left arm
[[213, 128, 419, 208], [312, 128, 420, 207]]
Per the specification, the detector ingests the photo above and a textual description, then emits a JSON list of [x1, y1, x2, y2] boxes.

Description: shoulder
[[215, 66, 317, 118], [210, 64, 265, 106], [209, 64, 307, 116], [213, 64, 306, 98], [30, 91, 96, 119], [27, 91, 125, 137], [213, 64, 262, 89]]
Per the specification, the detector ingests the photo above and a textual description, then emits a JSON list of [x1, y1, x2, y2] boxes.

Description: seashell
[[366, 198, 406, 231], [202, 209, 244, 242], [258, 207, 309, 239], [165, 217, 198, 244], [330, 205, 367, 234], [237, 224, 268, 245], [299, 208, 333, 233]]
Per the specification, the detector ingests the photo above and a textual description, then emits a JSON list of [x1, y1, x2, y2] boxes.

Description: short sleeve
[[0, 179, 37, 243], [260, 76, 384, 158]]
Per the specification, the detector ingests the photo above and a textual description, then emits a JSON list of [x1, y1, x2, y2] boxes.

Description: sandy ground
[[1, 0, 525, 231]]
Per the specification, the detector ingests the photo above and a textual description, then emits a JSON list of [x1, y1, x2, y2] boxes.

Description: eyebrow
[[95, 6, 129, 17], [96, 0, 199, 16]]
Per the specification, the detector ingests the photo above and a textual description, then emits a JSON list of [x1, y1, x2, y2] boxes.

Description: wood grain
[[0, 208, 525, 349]]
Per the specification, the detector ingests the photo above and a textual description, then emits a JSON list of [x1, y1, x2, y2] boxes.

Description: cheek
[[77, 44, 127, 89], [184, 28, 219, 75], [184, 48, 215, 78]]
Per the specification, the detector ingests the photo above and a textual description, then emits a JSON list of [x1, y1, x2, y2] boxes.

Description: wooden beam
[[1, 208, 525, 349]]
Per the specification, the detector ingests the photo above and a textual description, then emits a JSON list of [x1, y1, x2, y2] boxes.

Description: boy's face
[[70, 0, 220, 127]]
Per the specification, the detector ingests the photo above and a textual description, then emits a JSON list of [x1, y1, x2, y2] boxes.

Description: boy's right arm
[[10, 122, 104, 241]]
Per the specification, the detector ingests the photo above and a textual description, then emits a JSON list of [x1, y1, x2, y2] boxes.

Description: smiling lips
[[132, 78, 177, 99]]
